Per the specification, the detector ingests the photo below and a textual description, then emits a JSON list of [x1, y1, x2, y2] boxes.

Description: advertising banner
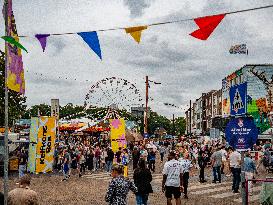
[[51, 99, 60, 120], [28, 117, 39, 173], [35, 117, 56, 173], [230, 82, 247, 116], [225, 117, 258, 151], [222, 79, 231, 117], [110, 118, 126, 153]]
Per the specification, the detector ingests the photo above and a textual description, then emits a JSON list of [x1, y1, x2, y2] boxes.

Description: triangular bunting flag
[[78, 31, 102, 60], [125, 26, 148, 43], [190, 14, 226, 40], [1, 36, 28, 53], [35, 34, 50, 52]]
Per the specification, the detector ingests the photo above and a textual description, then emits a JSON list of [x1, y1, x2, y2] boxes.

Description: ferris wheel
[[84, 77, 143, 110]]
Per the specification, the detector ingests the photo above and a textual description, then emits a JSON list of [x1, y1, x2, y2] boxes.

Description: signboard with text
[[230, 83, 247, 116], [225, 117, 258, 151], [51, 99, 60, 120]]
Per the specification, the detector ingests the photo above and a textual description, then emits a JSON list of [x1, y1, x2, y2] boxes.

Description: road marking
[[191, 185, 231, 195], [190, 182, 231, 190], [211, 186, 262, 199]]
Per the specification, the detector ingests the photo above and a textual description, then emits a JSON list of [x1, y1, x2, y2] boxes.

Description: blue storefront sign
[[230, 82, 247, 116], [225, 118, 258, 151]]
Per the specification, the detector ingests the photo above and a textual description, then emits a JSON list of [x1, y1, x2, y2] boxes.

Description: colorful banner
[[78, 31, 102, 60], [230, 82, 247, 116], [110, 118, 126, 153], [222, 78, 231, 117], [229, 44, 248, 55], [125, 26, 148, 43], [35, 34, 50, 52], [4, 0, 25, 94], [35, 117, 56, 173], [28, 117, 39, 173], [190, 14, 226, 40]]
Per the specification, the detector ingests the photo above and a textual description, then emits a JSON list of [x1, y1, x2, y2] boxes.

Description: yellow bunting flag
[[125, 26, 148, 43]]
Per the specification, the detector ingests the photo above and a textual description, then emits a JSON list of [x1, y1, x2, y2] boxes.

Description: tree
[[22, 104, 51, 118], [0, 50, 27, 126], [174, 117, 186, 136], [148, 112, 172, 135]]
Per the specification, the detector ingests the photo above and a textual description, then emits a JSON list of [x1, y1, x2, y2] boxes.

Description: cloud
[[1, 0, 272, 118], [123, 0, 153, 18]]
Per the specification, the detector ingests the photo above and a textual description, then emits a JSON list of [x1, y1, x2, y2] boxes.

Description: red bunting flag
[[190, 14, 226, 40]]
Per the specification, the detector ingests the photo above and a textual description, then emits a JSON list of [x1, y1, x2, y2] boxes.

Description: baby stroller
[[263, 155, 273, 173]]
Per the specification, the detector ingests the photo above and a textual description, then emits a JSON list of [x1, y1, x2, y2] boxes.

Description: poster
[[225, 118, 258, 151], [222, 79, 231, 117], [110, 118, 126, 153], [51, 99, 60, 120], [35, 117, 56, 173], [230, 82, 247, 116], [28, 117, 39, 173]]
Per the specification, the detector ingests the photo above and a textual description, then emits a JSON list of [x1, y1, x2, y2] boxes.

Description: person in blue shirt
[[147, 149, 156, 173], [243, 152, 256, 195]]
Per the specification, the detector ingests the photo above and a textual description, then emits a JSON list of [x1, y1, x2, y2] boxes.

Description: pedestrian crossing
[[83, 171, 262, 204]]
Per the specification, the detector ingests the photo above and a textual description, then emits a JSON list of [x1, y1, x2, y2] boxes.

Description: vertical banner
[[5, 0, 25, 93], [230, 82, 247, 116], [110, 118, 126, 153], [28, 117, 39, 173], [51, 99, 60, 120], [35, 117, 56, 173], [222, 78, 231, 117]]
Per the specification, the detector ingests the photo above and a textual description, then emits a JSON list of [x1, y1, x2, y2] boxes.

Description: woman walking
[[133, 159, 153, 205], [105, 165, 137, 205]]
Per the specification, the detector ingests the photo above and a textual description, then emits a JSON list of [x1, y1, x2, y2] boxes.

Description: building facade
[[222, 64, 273, 134]]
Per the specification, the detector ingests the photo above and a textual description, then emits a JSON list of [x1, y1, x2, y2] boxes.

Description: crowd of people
[[3, 133, 273, 205]]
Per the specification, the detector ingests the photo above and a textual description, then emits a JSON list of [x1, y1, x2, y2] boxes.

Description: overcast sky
[[0, 0, 272, 118]]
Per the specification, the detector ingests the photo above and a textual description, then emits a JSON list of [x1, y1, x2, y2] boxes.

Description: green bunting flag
[[1, 36, 28, 53]]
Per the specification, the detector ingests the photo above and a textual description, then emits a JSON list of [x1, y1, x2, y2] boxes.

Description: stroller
[[263, 154, 273, 173]]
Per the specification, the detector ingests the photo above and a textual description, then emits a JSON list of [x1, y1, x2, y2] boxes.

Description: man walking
[[18, 149, 28, 178], [162, 151, 184, 205], [179, 152, 192, 199], [228, 147, 241, 193], [211, 147, 222, 183], [243, 152, 256, 195], [105, 147, 114, 173]]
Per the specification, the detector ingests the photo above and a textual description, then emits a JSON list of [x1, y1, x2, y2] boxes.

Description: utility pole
[[172, 114, 175, 136], [3, 0, 9, 204], [144, 76, 149, 134], [189, 100, 192, 136]]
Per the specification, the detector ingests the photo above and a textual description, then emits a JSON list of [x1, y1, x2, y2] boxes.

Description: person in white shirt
[[179, 153, 193, 199], [162, 151, 183, 205], [220, 146, 228, 175], [228, 147, 241, 193]]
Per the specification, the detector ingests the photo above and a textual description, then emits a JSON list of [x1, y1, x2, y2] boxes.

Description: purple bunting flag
[[35, 34, 50, 52]]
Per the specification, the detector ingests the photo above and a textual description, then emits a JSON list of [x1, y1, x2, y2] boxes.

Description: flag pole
[[3, 0, 9, 204]]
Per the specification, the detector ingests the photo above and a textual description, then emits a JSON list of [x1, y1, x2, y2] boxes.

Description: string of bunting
[[6, 4, 273, 59], [2, 2, 273, 96]]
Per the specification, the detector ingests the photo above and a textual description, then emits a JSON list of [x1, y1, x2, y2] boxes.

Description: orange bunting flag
[[125, 26, 148, 43], [190, 14, 226, 40]]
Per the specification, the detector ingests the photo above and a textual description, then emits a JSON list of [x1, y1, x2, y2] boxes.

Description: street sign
[[225, 117, 258, 151], [230, 82, 247, 116]]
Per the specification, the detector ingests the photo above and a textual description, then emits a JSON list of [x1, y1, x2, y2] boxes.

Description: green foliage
[[0, 50, 27, 126], [148, 112, 172, 135], [174, 117, 186, 136]]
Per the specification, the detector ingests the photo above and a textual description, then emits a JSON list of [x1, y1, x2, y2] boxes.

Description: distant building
[[202, 90, 216, 135], [195, 97, 203, 135]]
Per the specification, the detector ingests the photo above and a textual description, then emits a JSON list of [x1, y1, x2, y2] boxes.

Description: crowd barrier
[[245, 178, 273, 205]]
